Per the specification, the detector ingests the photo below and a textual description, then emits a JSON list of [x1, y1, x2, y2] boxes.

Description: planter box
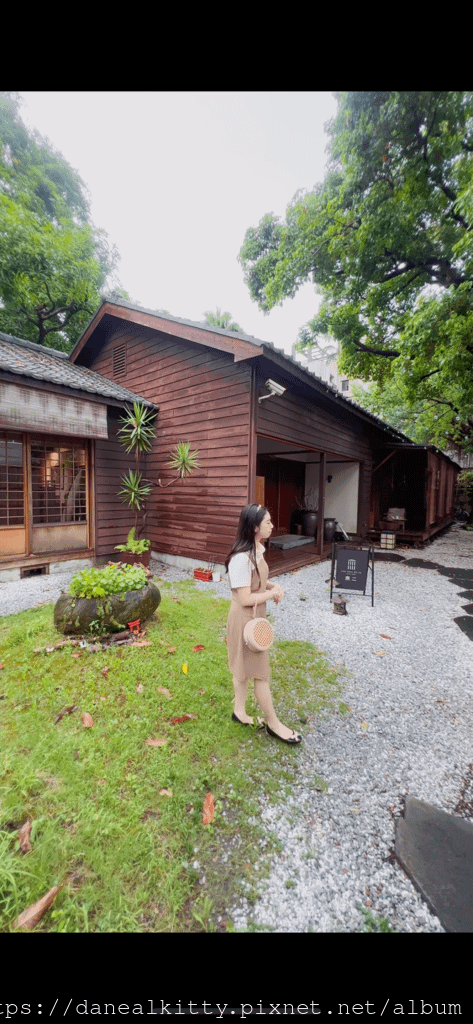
[[117, 549, 151, 568], [194, 569, 212, 581]]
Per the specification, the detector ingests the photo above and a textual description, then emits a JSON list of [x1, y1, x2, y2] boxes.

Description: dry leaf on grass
[[202, 793, 215, 825], [167, 647, 176, 654], [144, 737, 166, 747], [157, 686, 172, 698], [159, 788, 172, 797], [136, 684, 143, 693], [13, 885, 62, 931], [18, 820, 32, 853], [81, 712, 94, 728], [192, 645, 205, 651], [102, 666, 110, 678], [170, 714, 198, 725]]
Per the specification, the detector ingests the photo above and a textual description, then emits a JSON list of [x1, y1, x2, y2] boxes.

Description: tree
[[202, 306, 244, 332], [239, 92, 473, 451], [0, 92, 120, 350]]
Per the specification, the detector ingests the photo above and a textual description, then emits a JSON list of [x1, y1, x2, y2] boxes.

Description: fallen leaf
[[145, 737, 166, 747], [157, 686, 172, 698], [167, 647, 176, 654], [102, 666, 110, 678], [170, 714, 198, 725], [136, 683, 143, 693], [202, 792, 215, 825], [18, 820, 32, 854], [159, 788, 172, 797], [0, 664, 4, 670], [13, 885, 62, 931], [71, 652, 83, 659], [373, 651, 387, 656], [361, 721, 368, 730], [182, 664, 188, 674], [131, 641, 152, 648], [192, 645, 205, 652], [379, 634, 392, 640], [81, 712, 94, 728]]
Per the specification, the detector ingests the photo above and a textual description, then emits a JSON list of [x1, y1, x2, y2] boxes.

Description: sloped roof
[[0, 331, 157, 409]]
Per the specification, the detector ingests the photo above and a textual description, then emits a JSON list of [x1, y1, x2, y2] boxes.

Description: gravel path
[[2, 527, 472, 932]]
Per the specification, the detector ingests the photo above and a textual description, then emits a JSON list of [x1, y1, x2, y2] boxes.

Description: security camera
[[258, 378, 287, 402], [266, 379, 286, 396]]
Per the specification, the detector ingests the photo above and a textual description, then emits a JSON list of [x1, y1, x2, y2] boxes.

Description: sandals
[[266, 724, 302, 745]]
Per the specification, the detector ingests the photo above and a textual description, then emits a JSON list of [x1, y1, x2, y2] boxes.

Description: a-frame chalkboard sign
[[330, 543, 375, 607]]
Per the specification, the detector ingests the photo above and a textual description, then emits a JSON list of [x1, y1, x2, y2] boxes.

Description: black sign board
[[330, 544, 374, 606]]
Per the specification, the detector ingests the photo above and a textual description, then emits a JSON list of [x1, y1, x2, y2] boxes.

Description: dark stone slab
[[269, 534, 315, 550], [395, 796, 473, 932]]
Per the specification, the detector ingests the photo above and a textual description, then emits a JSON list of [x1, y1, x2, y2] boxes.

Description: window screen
[[0, 435, 24, 526], [31, 441, 87, 525]]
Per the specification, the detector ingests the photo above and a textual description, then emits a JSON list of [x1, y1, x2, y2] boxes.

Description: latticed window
[[31, 441, 87, 525], [0, 435, 24, 527]]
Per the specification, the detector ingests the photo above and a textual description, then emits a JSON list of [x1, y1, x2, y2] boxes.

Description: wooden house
[[0, 330, 156, 581], [65, 297, 459, 576]]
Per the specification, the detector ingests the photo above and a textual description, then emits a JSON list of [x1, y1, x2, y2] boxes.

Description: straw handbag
[[243, 595, 274, 652]]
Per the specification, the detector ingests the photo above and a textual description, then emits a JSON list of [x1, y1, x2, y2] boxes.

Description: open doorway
[[256, 436, 360, 535]]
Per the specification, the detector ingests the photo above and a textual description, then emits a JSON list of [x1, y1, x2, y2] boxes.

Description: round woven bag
[[243, 597, 274, 652]]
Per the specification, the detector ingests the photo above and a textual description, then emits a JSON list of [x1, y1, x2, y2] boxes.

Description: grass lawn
[[0, 576, 343, 932]]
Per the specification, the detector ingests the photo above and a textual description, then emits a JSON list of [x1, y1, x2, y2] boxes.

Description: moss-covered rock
[[54, 582, 161, 635]]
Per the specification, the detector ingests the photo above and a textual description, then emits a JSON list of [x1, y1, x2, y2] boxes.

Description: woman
[[225, 504, 302, 744]]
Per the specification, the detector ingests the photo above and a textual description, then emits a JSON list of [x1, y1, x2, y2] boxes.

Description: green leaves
[[0, 91, 119, 350], [167, 442, 200, 479], [69, 563, 148, 600], [118, 403, 156, 455], [239, 91, 473, 451], [118, 469, 151, 512]]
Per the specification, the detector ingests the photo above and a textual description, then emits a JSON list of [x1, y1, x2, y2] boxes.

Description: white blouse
[[227, 545, 265, 589]]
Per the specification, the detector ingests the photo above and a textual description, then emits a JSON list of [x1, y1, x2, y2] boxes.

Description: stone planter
[[54, 581, 161, 635]]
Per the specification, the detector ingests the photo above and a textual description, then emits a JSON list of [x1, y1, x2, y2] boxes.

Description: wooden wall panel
[[91, 329, 253, 564]]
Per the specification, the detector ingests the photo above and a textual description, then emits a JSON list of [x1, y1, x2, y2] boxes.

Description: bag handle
[[252, 593, 258, 618]]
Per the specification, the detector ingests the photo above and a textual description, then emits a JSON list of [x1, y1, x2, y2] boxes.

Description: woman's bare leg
[[232, 676, 255, 724], [254, 678, 301, 741]]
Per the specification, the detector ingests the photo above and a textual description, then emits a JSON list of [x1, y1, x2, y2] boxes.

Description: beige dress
[[227, 552, 270, 682]]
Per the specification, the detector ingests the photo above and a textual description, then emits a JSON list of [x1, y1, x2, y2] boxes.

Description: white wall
[[305, 461, 359, 534]]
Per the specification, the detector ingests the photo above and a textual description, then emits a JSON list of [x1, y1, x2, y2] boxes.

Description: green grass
[[0, 577, 343, 933]]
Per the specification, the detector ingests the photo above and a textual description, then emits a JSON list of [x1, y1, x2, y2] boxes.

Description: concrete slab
[[395, 796, 473, 932], [268, 534, 315, 550]]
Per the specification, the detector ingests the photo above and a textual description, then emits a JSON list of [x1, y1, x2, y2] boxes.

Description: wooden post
[[317, 452, 326, 555]]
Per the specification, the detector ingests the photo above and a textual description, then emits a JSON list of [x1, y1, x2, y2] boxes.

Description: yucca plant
[[116, 404, 200, 551]]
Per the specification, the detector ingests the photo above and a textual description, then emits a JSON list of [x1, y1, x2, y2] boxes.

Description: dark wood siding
[[91, 327, 253, 564], [256, 376, 375, 536]]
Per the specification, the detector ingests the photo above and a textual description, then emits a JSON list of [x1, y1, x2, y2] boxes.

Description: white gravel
[[1, 528, 472, 933]]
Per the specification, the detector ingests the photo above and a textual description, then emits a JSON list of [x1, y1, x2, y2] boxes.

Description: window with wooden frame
[[0, 434, 24, 527], [30, 441, 87, 525]]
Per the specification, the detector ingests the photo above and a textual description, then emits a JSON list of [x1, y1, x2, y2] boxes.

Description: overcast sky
[[17, 91, 338, 355]]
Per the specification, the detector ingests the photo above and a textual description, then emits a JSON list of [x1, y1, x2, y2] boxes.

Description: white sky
[[17, 91, 338, 355]]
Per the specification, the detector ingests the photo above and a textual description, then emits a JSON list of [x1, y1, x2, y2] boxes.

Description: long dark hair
[[225, 504, 268, 578]]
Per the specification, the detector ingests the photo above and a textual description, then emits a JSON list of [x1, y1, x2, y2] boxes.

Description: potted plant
[[115, 527, 151, 567]]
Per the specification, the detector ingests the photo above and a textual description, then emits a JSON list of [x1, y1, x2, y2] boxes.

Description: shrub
[[69, 563, 148, 600]]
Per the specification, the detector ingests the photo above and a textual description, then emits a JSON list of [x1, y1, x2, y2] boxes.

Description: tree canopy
[[202, 306, 244, 332], [0, 92, 119, 350], [239, 92, 473, 451]]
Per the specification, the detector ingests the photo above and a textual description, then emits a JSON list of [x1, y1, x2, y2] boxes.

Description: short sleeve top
[[227, 545, 265, 589]]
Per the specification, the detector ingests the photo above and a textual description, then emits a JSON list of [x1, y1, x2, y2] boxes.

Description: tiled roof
[[0, 331, 156, 408]]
